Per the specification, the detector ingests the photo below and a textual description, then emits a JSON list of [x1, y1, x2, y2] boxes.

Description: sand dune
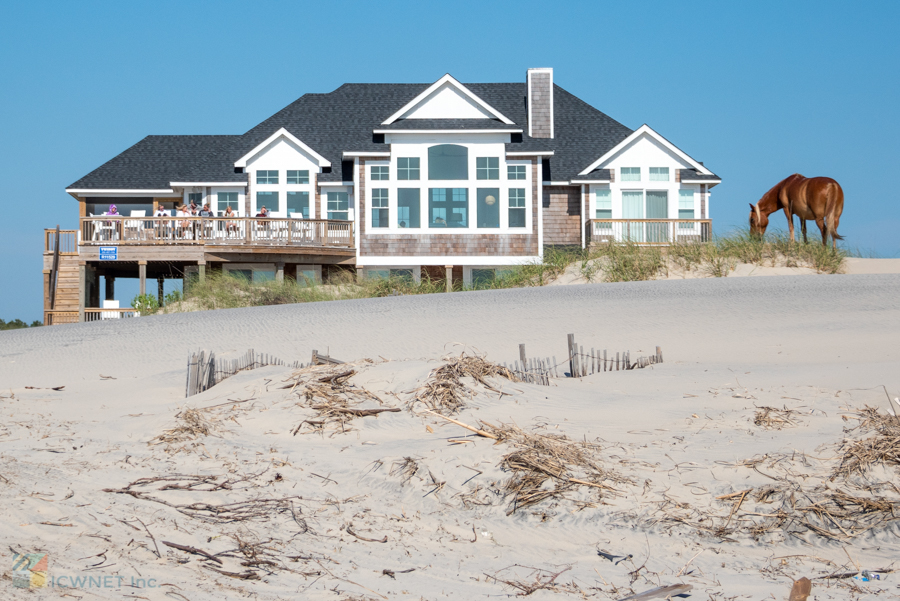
[[1, 275, 898, 599]]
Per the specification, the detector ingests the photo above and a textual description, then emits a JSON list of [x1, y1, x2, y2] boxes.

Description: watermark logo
[[12, 552, 48, 589]]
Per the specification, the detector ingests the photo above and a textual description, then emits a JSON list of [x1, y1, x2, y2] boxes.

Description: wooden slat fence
[[567, 334, 663, 378], [509, 338, 664, 383], [186, 348, 307, 397], [502, 357, 557, 385]]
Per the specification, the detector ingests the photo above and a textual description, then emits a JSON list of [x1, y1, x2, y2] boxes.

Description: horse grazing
[[749, 174, 844, 248]]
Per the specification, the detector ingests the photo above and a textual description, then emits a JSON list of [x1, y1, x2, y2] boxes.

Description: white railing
[[79, 217, 354, 248], [588, 219, 712, 245], [84, 308, 141, 322]]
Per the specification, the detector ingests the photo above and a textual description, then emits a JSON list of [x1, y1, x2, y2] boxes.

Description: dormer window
[[649, 167, 669, 182], [257, 170, 279, 184], [428, 145, 468, 180], [621, 167, 640, 182], [287, 170, 309, 184]]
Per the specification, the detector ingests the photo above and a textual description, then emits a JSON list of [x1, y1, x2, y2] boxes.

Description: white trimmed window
[[679, 189, 694, 227], [476, 157, 499, 180], [621, 167, 640, 181], [257, 170, 278, 184], [371, 189, 388, 228], [649, 167, 669, 181], [595, 189, 612, 229], [327, 192, 349, 220], [287, 170, 309, 184], [397, 157, 420, 180], [509, 188, 526, 227], [508, 165, 526, 180], [217, 192, 239, 214], [371, 166, 389, 181]]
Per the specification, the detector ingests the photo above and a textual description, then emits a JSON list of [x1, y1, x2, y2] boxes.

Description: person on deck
[[105, 205, 120, 216], [223, 205, 239, 234]]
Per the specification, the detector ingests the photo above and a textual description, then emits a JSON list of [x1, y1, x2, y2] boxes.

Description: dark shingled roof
[[679, 168, 721, 181], [573, 169, 612, 181], [68, 136, 246, 189], [69, 81, 684, 188]]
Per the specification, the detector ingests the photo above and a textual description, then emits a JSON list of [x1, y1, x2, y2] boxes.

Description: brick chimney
[[527, 68, 554, 139]]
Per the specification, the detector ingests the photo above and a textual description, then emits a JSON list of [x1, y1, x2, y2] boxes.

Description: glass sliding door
[[645, 191, 669, 242], [621, 191, 644, 242]]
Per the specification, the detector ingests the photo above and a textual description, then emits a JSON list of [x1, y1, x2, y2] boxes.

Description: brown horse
[[749, 174, 844, 248]]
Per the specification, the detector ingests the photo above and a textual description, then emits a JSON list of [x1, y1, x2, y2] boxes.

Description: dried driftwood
[[412, 352, 518, 415]]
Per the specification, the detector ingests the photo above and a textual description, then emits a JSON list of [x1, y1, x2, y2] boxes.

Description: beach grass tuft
[[149, 230, 848, 314]]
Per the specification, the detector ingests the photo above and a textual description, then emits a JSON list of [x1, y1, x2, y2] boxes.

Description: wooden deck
[[78, 216, 353, 248]]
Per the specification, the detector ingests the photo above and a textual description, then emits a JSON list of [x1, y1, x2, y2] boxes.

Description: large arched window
[[428, 145, 468, 180]]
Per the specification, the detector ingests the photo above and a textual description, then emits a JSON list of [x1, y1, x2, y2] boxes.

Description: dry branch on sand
[[753, 405, 801, 430], [152, 407, 217, 445], [389, 457, 420, 486], [429, 413, 629, 515], [642, 437, 900, 542], [482, 422, 630, 515], [283, 362, 398, 435], [485, 565, 573, 596], [833, 406, 900, 479], [103, 472, 302, 523], [411, 352, 518, 415]]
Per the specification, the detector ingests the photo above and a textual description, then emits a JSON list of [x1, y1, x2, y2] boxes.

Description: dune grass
[[151, 230, 848, 313]]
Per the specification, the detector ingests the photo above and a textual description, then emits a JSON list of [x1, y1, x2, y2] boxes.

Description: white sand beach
[[1, 274, 899, 599]]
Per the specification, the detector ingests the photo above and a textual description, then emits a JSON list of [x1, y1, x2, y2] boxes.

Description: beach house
[[43, 68, 720, 324]]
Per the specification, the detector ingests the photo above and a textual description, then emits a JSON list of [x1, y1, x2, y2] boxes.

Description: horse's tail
[[825, 180, 845, 241]]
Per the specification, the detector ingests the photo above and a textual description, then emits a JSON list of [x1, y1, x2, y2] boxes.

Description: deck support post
[[445, 265, 453, 293], [157, 277, 165, 307], [138, 261, 147, 296], [43, 270, 51, 314], [105, 275, 115, 301], [198, 261, 206, 283], [78, 262, 86, 323], [356, 267, 364, 282], [275, 262, 284, 283]]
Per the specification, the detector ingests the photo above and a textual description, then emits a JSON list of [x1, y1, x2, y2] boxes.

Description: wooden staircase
[[44, 228, 81, 324], [51, 254, 81, 313]]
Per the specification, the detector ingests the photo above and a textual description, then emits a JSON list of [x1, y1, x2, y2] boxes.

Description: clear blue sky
[[2, 1, 898, 321]]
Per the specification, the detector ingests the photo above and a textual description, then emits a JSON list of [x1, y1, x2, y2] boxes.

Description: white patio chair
[[92, 215, 118, 241], [101, 299, 120, 320], [125, 210, 146, 240]]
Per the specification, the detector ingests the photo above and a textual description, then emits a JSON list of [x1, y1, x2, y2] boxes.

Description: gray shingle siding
[[69, 82, 640, 189]]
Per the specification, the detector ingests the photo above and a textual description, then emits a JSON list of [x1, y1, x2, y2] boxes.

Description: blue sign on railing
[[99, 247, 118, 261]]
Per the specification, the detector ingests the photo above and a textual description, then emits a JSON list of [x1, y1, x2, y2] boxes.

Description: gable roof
[[69, 78, 694, 189], [578, 124, 714, 177], [233, 127, 331, 169], [381, 74, 515, 125]]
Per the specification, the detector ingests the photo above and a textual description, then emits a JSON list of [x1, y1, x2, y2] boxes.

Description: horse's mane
[[757, 173, 803, 212]]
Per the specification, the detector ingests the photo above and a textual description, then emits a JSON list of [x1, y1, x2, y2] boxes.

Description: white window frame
[[256, 170, 279, 185], [621, 167, 641, 182], [286, 170, 309, 185], [649, 167, 669, 182]]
